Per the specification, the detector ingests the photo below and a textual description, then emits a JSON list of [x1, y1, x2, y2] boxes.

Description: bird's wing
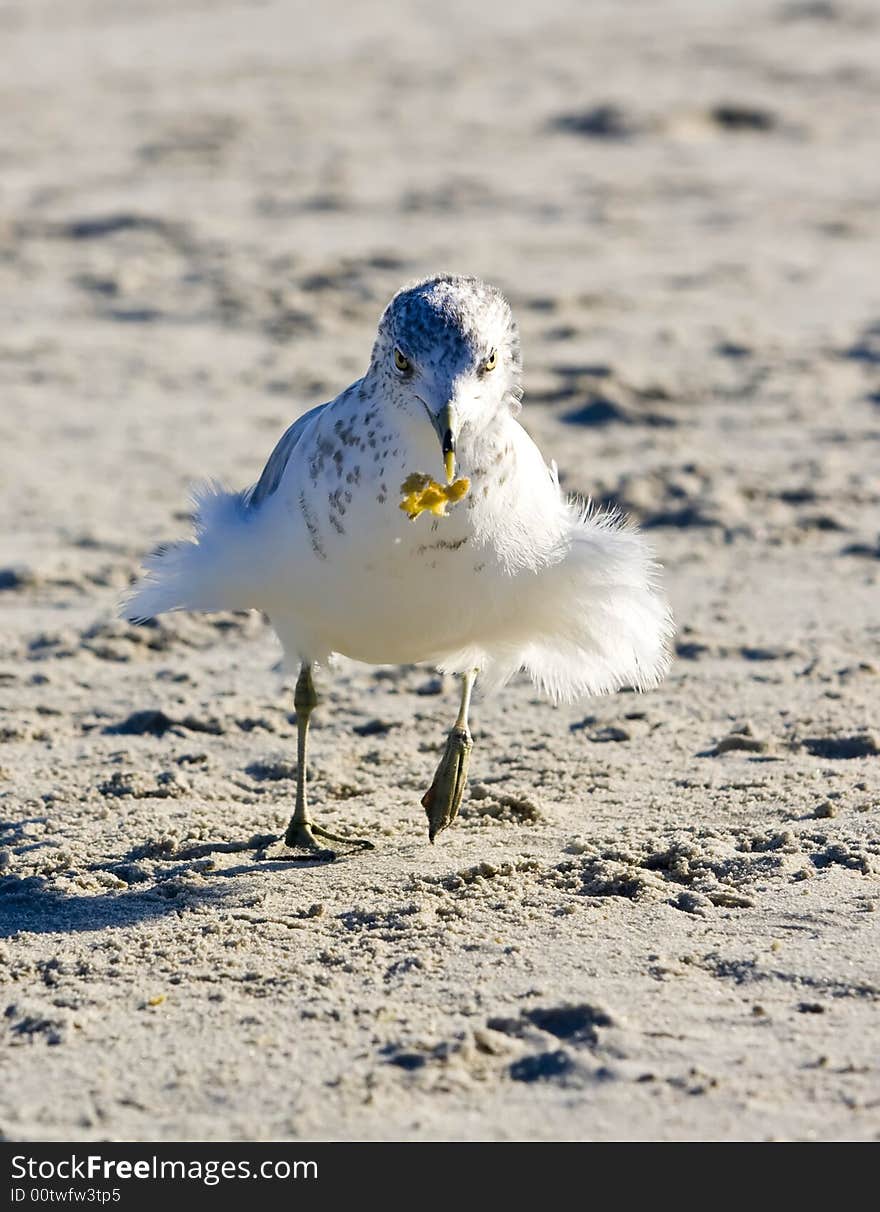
[[243, 401, 328, 510]]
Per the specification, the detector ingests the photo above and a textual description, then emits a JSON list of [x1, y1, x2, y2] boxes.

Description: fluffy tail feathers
[[521, 503, 673, 702], [122, 483, 258, 622], [452, 502, 674, 704]]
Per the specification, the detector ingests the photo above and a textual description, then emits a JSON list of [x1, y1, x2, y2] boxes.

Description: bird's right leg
[[283, 662, 374, 858]]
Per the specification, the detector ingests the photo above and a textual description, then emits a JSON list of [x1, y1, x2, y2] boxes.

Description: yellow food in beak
[[399, 472, 470, 521]]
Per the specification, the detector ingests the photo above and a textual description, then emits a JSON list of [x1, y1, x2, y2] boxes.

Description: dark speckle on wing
[[299, 491, 327, 560]]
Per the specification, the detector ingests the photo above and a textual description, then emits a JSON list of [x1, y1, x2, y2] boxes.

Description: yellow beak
[[435, 403, 457, 485]]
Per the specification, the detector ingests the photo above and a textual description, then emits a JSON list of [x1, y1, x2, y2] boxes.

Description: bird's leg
[[422, 669, 475, 842], [283, 663, 374, 856]]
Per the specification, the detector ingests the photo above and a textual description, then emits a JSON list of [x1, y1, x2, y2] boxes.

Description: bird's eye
[[393, 348, 410, 373], [483, 350, 498, 372]]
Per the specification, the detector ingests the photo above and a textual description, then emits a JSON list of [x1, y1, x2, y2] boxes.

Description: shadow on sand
[[0, 835, 352, 938]]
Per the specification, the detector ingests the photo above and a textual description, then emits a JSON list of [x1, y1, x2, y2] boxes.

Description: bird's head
[[370, 274, 522, 482]]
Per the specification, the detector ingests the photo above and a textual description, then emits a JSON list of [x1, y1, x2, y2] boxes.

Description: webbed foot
[[421, 724, 472, 842], [283, 820, 375, 861]]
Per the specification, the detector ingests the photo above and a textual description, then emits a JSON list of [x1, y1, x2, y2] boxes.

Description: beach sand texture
[[1, 0, 879, 1140]]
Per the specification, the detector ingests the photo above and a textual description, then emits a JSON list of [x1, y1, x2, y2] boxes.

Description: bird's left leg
[[283, 663, 374, 856], [422, 669, 475, 842]]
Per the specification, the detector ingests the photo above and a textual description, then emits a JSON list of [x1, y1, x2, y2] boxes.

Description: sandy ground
[[1, 0, 879, 1142]]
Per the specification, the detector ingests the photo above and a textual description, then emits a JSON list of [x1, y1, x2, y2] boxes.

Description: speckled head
[[369, 275, 523, 474], [376, 274, 521, 372]]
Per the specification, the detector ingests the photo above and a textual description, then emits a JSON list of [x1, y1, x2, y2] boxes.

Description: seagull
[[124, 275, 672, 857]]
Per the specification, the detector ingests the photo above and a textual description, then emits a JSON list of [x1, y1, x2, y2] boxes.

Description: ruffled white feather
[[438, 501, 672, 702]]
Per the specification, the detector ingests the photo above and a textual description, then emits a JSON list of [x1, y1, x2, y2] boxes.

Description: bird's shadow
[[0, 874, 176, 937], [0, 835, 355, 939]]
